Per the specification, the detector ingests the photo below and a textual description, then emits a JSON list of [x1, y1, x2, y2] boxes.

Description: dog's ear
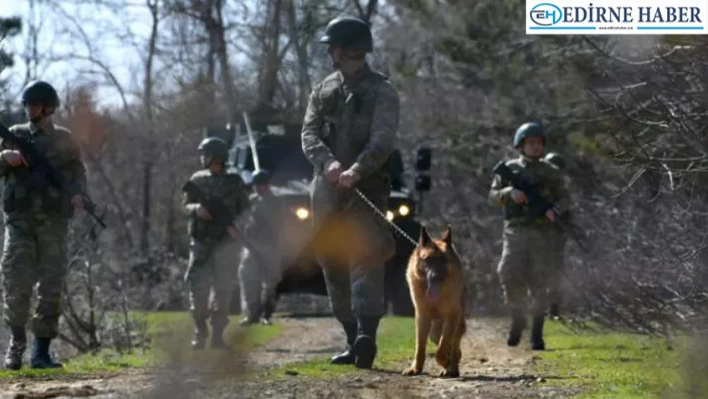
[[419, 225, 431, 247], [441, 225, 452, 246]]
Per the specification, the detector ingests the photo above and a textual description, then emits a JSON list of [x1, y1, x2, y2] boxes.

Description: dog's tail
[[429, 319, 442, 345]]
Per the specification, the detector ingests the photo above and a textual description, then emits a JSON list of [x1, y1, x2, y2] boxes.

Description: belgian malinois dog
[[402, 226, 467, 378]]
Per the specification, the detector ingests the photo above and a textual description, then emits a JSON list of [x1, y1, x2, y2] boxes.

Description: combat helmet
[[251, 169, 271, 186], [21, 80, 60, 108], [198, 137, 229, 162], [513, 122, 545, 148], [544, 152, 566, 170], [319, 16, 373, 52]]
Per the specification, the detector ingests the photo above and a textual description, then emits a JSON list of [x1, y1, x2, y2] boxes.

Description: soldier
[[301, 15, 399, 369], [182, 136, 250, 350], [488, 122, 570, 351], [1, 80, 90, 369], [238, 169, 284, 326], [543, 152, 568, 319]]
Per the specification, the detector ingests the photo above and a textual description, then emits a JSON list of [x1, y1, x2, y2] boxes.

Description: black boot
[[330, 321, 357, 365], [530, 316, 545, 351], [30, 337, 62, 369], [260, 299, 276, 326], [210, 323, 229, 350], [353, 317, 380, 370], [191, 319, 208, 350], [548, 303, 561, 320], [4, 326, 26, 370], [507, 310, 527, 347]]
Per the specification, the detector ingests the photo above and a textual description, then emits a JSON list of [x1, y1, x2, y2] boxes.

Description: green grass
[[271, 316, 415, 378], [0, 312, 282, 380], [535, 321, 683, 399]]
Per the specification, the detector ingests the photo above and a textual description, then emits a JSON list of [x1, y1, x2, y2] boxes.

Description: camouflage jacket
[[242, 189, 284, 253], [488, 154, 570, 227], [0, 121, 87, 220], [182, 169, 250, 242], [301, 63, 400, 192]]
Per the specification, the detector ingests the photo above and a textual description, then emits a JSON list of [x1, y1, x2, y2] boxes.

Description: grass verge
[[0, 312, 282, 380]]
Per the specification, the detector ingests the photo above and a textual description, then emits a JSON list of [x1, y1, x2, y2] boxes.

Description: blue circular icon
[[530, 3, 563, 26]]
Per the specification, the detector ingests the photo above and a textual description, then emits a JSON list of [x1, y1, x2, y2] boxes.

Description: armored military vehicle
[[206, 119, 432, 316]]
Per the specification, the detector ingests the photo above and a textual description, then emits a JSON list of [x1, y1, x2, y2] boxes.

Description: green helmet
[[251, 169, 271, 185], [319, 16, 373, 52], [544, 152, 566, 170], [513, 122, 545, 148], [21, 80, 60, 108], [197, 137, 228, 162]]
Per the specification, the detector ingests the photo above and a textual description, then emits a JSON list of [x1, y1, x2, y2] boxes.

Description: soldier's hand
[[71, 194, 85, 210], [324, 159, 343, 184], [337, 169, 361, 189], [545, 209, 556, 222], [510, 189, 527, 204], [195, 205, 212, 220], [1, 150, 27, 167], [227, 226, 240, 239]]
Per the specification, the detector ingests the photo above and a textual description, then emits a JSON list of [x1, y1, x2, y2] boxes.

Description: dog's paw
[[439, 368, 460, 378], [435, 349, 450, 368], [402, 367, 422, 376]]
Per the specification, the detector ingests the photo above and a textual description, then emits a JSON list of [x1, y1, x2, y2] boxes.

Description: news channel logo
[[526, 0, 708, 35]]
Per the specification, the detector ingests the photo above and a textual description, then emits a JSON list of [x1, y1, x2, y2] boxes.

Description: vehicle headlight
[[385, 210, 394, 221], [398, 204, 410, 216], [295, 207, 310, 220]]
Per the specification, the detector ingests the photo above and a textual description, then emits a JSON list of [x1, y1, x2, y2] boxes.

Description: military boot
[[507, 310, 527, 347], [352, 317, 380, 370], [330, 321, 357, 365], [4, 327, 26, 370], [260, 298, 276, 326], [30, 337, 62, 369], [210, 324, 229, 350], [191, 319, 208, 350], [530, 316, 546, 351]]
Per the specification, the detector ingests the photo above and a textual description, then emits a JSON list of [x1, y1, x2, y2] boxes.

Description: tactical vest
[[318, 68, 392, 191], [2, 124, 75, 218], [187, 172, 246, 241]]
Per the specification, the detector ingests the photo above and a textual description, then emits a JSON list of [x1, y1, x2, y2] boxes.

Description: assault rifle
[[0, 122, 107, 228], [492, 160, 589, 253], [182, 180, 256, 252]]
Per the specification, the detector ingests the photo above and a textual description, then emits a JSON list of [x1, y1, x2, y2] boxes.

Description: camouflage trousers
[[238, 247, 282, 319], [496, 222, 562, 318], [1, 217, 68, 339], [311, 177, 396, 324], [185, 238, 241, 332]]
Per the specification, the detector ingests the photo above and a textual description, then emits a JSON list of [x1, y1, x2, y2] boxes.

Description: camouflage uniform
[[489, 153, 570, 348], [182, 169, 249, 348], [238, 188, 285, 324], [543, 152, 569, 318], [301, 62, 399, 368], [0, 121, 86, 366]]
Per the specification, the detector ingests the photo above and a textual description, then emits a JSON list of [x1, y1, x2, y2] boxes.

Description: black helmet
[[513, 122, 545, 148], [21, 80, 60, 108], [251, 169, 271, 185], [319, 16, 373, 52], [197, 137, 229, 162], [544, 152, 566, 170]]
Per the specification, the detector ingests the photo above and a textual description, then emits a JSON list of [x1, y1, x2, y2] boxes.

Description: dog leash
[[354, 188, 419, 247]]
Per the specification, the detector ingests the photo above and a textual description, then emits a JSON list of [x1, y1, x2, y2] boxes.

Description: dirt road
[[1, 317, 579, 399]]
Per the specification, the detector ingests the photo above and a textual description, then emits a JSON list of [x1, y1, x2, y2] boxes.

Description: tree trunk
[[286, 0, 310, 112], [140, 0, 160, 259]]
